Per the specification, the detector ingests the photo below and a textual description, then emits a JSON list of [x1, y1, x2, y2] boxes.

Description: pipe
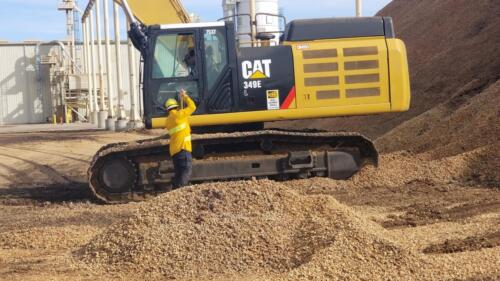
[[83, 20, 95, 116], [113, 1, 126, 120], [121, 0, 138, 24], [83, 0, 139, 23], [65, 8, 75, 74], [127, 18, 140, 124], [35, 41, 82, 79], [56, 40, 83, 73], [70, 9, 76, 74], [250, 0, 257, 46], [82, 21, 87, 74], [84, 0, 134, 23], [89, 12, 99, 112], [95, 0, 106, 111], [82, 0, 96, 21], [59, 77, 66, 123], [104, 0, 116, 119], [356, 0, 362, 17]]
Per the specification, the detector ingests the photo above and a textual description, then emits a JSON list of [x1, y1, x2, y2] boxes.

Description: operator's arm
[[179, 90, 196, 117]]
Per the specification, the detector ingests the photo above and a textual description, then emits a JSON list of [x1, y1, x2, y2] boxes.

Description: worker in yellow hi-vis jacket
[[164, 90, 196, 189]]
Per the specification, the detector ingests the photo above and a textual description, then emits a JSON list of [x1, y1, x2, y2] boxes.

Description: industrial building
[[0, 41, 141, 125], [0, 0, 293, 130]]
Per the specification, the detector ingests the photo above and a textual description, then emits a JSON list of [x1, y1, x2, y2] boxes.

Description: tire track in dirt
[[423, 231, 500, 254]]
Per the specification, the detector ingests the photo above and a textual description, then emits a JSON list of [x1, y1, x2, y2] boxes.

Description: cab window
[[153, 33, 196, 79], [203, 29, 228, 90], [151, 32, 200, 109]]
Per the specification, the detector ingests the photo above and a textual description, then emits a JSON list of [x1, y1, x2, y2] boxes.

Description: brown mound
[[78, 180, 432, 280], [462, 144, 500, 186], [377, 80, 500, 158], [275, 0, 500, 140]]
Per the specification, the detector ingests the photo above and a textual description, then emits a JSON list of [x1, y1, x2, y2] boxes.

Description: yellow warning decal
[[266, 90, 280, 110]]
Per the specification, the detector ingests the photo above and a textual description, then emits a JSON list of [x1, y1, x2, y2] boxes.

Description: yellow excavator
[[88, 0, 410, 203]]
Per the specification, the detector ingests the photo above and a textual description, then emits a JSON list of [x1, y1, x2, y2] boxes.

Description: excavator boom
[[115, 0, 190, 25]]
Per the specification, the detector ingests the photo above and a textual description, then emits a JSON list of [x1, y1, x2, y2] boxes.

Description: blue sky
[[0, 0, 391, 42]]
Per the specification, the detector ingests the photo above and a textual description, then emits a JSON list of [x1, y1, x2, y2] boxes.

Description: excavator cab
[[144, 22, 238, 126]]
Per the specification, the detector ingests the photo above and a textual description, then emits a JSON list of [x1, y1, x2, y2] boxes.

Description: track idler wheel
[[98, 157, 137, 195]]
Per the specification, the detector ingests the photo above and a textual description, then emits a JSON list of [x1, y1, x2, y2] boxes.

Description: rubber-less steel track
[[88, 130, 378, 204]]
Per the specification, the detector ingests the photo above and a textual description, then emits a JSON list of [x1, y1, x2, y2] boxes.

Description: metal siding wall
[[0, 45, 29, 124], [0, 42, 141, 125], [0, 44, 61, 125], [24, 45, 44, 123]]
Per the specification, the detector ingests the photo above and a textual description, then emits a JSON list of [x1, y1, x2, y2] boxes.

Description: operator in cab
[[164, 90, 196, 189]]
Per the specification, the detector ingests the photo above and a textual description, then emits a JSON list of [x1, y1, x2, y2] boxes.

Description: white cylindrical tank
[[235, 0, 280, 47], [356, 0, 362, 17], [222, 0, 236, 20], [189, 13, 201, 23]]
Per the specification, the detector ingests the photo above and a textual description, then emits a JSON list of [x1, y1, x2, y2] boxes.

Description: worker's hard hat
[[165, 99, 179, 111]]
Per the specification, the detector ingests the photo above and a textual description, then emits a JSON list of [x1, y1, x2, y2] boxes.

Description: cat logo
[[241, 59, 272, 79]]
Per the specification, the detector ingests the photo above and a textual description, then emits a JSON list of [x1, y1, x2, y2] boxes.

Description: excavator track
[[88, 130, 378, 204]]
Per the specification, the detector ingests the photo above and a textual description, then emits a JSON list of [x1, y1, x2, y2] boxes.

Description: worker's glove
[[180, 89, 188, 98]]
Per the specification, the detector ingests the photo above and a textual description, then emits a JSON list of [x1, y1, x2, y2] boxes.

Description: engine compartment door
[[289, 37, 390, 109]]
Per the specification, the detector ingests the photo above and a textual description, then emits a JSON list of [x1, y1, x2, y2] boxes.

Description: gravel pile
[[76, 3, 500, 279], [276, 0, 500, 140], [377, 80, 500, 159], [78, 180, 433, 280]]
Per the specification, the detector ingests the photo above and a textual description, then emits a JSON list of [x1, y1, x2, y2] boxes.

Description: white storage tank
[[223, 0, 281, 47], [222, 0, 236, 20]]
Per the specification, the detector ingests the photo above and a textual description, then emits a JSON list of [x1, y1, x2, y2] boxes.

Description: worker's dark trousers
[[172, 150, 192, 189]]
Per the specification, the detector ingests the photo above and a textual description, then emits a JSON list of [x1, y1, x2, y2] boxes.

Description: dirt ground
[[1, 0, 499, 279], [0, 130, 497, 280]]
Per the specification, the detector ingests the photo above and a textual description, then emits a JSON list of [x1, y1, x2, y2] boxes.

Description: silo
[[222, 0, 236, 20], [225, 0, 280, 47]]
